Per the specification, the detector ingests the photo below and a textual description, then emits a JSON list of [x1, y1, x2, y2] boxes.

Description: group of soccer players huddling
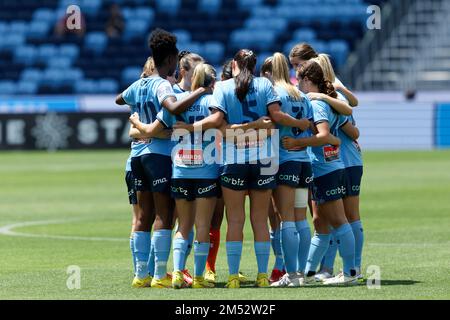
[[115, 28, 364, 289]]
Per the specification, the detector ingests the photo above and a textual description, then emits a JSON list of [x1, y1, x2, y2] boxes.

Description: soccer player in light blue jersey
[[130, 63, 225, 289], [260, 53, 314, 287], [115, 28, 211, 288], [283, 60, 358, 285]]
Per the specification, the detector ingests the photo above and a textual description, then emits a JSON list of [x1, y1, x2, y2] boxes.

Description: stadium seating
[[0, 0, 379, 94]]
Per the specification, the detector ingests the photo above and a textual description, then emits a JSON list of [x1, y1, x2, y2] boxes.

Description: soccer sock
[[130, 235, 136, 276], [280, 221, 299, 273], [226, 241, 243, 275], [173, 237, 188, 272], [270, 229, 284, 271], [206, 228, 220, 272], [295, 219, 311, 273], [194, 242, 210, 277], [334, 223, 356, 276], [350, 220, 364, 270], [183, 229, 195, 270], [254, 241, 271, 274], [148, 239, 155, 277], [133, 231, 150, 279], [153, 229, 172, 280], [320, 233, 338, 273], [305, 233, 331, 276]]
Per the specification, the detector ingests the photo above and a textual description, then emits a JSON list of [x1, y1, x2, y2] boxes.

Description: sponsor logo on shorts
[[171, 186, 188, 196], [325, 186, 346, 196], [153, 177, 168, 187], [352, 185, 360, 192], [221, 176, 245, 186], [197, 183, 217, 195], [305, 176, 314, 184], [257, 176, 275, 186], [278, 174, 300, 184], [134, 179, 143, 187]]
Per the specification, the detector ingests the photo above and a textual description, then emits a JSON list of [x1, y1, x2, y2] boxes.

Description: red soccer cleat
[[269, 269, 286, 283], [182, 269, 193, 286]]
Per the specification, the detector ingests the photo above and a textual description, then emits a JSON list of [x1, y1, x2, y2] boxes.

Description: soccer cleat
[[131, 276, 152, 288], [271, 272, 304, 287], [315, 270, 334, 282], [255, 273, 270, 288], [192, 276, 215, 288], [225, 274, 240, 289], [238, 271, 249, 283], [151, 276, 172, 288], [172, 271, 185, 289], [355, 267, 364, 281], [269, 268, 286, 283], [182, 269, 193, 286], [322, 272, 358, 286], [205, 270, 216, 283]]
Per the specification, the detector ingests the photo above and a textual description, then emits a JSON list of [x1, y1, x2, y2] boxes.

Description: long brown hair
[[297, 60, 337, 98], [289, 43, 318, 61], [233, 49, 257, 102]]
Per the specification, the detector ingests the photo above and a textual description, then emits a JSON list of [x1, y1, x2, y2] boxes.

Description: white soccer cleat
[[270, 272, 304, 287], [322, 272, 358, 286], [314, 270, 334, 282]]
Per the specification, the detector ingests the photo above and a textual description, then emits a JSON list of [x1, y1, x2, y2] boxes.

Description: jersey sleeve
[[207, 95, 226, 115], [156, 80, 176, 105], [121, 80, 139, 106], [213, 82, 228, 115], [312, 100, 329, 124], [156, 108, 174, 128], [262, 78, 281, 106], [339, 114, 350, 128]]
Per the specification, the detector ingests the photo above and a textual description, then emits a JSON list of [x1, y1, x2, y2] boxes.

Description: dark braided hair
[[297, 60, 337, 98], [233, 49, 257, 102]]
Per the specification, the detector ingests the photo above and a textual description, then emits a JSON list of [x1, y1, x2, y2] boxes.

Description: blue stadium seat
[[38, 44, 58, 63], [122, 66, 141, 85], [0, 33, 26, 51], [245, 18, 287, 33], [252, 6, 273, 18], [292, 28, 316, 42], [20, 69, 43, 83], [43, 68, 65, 86], [47, 56, 73, 69], [64, 68, 84, 83], [32, 8, 55, 23], [172, 29, 191, 44], [0, 81, 16, 95], [199, 0, 222, 14], [309, 40, 327, 54], [328, 40, 349, 67], [202, 41, 224, 64], [81, 0, 102, 16], [124, 20, 150, 40], [75, 79, 96, 93], [59, 44, 80, 60], [178, 42, 202, 56], [14, 46, 38, 65], [98, 78, 119, 93], [0, 22, 7, 33], [27, 21, 51, 39], [9, 21, 28, 35], [237, 0, 263, 10], [135, 7, 155, 22], [85, 32, 108, 55], [17, 80, 38, 95], [156, 0, 181, 15]]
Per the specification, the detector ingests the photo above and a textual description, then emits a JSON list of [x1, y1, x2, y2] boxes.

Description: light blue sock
[[148, 239, 155, 277], [350, 220, 364, 269], [305, 233, 331, 276], [183, 229, 195, 270], [133, 231, 150, 279], [226, 241, 242, 275], [130, 235, 136, 276], [335, 223, 356, 276], [280, 221, 299, 273], [270, 229, 284, 271], [254, 241, 271, 274], [320, 233, 338, 273], [295, 219, 311, 273], [153, 229, 172, 279], [173, 237, 188, 272], [194, 242, 210, 277]]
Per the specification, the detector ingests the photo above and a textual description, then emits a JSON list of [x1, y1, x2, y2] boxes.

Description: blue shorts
[[131, 153, 172, 193], [220, 162, 276, 191], [125, 171, 137, 205], [276, 161, 313, 188], [171, 179, 221, 201], [344, 166, 363, 197], [311, 169, 346, 204]]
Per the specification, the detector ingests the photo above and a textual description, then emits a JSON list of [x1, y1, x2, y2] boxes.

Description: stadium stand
[[0, 0, 386, 95]]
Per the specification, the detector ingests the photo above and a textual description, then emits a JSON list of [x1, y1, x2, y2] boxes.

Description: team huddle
[[115, 28, 364, 289]]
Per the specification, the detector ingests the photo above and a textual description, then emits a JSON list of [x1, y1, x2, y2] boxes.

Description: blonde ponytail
[[191, 63, 216, 91], [311, 54, 336, 83], [272, 52, 300, 100], [141, 57, 155, 78]]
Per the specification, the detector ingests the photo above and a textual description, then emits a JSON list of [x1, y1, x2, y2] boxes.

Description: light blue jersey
[[335, 92, 363, 168], [125, 155, 131, 171], [275, 85, 313, 164], [310, 100, 345, 178], [157, 93, 225, 179], [213, 77, 281, 164], [122, 76, 176, 158], [172, 83, 185, 94]]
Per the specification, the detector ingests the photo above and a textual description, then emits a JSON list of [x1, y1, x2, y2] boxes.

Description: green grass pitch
[[0, 150, 449, 300]]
